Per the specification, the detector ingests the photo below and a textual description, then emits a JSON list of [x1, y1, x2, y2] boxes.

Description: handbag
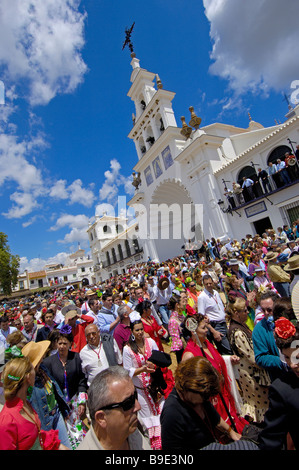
[[241, 423, 262, 445]]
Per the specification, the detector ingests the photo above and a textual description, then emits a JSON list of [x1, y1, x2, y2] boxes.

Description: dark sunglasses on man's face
[[101, 390, 138, 412]]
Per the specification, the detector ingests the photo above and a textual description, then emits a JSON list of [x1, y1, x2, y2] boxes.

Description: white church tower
[[126, 50, 232, 262]]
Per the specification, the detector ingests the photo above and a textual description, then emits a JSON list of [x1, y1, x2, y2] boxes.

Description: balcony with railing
[[101, 247, 144, 269], [218, 162, 299, 216]]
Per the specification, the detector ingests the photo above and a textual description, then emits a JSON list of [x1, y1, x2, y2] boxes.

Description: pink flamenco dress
[[142, 317, 175, 399], [183, 339, 248, 435]]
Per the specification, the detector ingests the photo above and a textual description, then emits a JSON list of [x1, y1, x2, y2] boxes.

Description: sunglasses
[[101, 390, 138, 412]]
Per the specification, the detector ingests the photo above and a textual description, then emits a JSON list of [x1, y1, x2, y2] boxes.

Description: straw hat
[[228, 258, 240, 266], [291, 281, 299, 321], [284, 254, 299, 272], [85, 289, 95, 296], [61, 304, 81, 317], [130, 281, 139, 288], [158, 277, 170, 290], [265, 252, 279, 262], [22, 340, 51, 368], [254, 266, 265, 272], [65, 310, 80, 321]]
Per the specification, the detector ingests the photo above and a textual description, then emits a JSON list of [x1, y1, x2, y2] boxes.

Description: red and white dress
[[123, 337, 164, 450]]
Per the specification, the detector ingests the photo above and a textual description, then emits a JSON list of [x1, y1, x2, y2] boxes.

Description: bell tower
[[127, 52, 178, 160]]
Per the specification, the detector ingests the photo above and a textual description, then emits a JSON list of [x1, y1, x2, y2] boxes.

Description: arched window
[[237, 165, 257, 185], [118, 244, 123, 260], [237, 165, 263, 200], [103, 225, 111, 234], [106, 252, 111, 266], [112, 248, 117, 264], [267, 145, 292, 165], [125, 240, 131, 257], [132, 237, 140, 253], [116, 224, 123, 234]]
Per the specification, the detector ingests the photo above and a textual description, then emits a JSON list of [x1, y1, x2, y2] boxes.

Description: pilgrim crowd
[[0, 222, 299, 451]]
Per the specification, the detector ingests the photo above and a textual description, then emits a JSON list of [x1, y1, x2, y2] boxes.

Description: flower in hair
[[186, 304, 196, 316], [60, 324, 72, 335], [5, 346, 23, 361], [275, 317, 296, 340], [129, 311, 141, 323]]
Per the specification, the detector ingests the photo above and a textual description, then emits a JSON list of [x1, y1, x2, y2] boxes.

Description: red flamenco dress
[[0, 397, 60, 450], [183, 338, 248, 434], [142, 317, 175, 399]]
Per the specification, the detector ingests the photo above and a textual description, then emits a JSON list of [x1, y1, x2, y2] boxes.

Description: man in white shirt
[[242, 177, 255, 200], [0, 316, 17, 350], [197, 275, 232, 355], [80, 323, 122, 386], [153, 278, 173, 327]]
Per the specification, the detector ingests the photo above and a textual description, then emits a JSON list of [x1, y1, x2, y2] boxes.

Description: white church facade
[[89, 51, 299, 282]]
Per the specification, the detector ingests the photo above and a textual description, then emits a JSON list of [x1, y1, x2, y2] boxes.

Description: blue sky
[[0, 0, 298, 273]]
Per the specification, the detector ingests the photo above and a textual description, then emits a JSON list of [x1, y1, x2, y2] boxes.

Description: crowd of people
[[0, 223, 299, 451]]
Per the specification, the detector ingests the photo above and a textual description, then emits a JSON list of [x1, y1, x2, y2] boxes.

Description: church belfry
[[127, 53, 178, 160]]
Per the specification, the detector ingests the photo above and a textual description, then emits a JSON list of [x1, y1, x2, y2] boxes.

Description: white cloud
[[19, 251, 70, 273], [0, 0, 88, 106], [49, 178, 96, 207], [68, 179, 95, 207], [50, 213, 89, 231], [0, 133, 44, 193], [49, 179, 69, 200], [3, 192, 40, 219], [50, 213, 90, 245], [99, 158, 135, 204], [203, 0, 299, 95]]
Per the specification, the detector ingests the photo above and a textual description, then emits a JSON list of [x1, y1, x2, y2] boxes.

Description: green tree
[[0, 232, 20, 295]]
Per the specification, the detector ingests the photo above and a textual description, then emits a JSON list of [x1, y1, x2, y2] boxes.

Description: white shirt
[[197, 288, 226, 322], [0, 326, 17, 349], [153, 284, 173, 305], [79, 340, 122, 386]]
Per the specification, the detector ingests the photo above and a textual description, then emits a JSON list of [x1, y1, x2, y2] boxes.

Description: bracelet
[[226, 426, 232, 435]]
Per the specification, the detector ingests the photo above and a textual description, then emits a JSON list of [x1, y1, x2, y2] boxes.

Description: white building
[[87, 214, 144, 283], [14, 249, 94, 293], [88, 52, 299, 281], [125, 52, 299, 261]]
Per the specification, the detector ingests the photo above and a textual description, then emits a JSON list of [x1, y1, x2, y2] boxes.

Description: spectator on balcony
[[267, 161, 280, 188], [284, 151, 298, 181], [257, 167, 272, 193], [241, 177, 255, 201], [223, 187, 236, 209], [276, 159, 291, 185], [232, 182, 244, 205]]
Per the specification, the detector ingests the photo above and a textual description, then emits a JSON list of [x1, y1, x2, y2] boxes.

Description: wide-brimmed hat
[[130, 281, 139, 288], [284, 254, 299, 272], [22, 340, 50, 368], [254, 266, 265, 272], [228, 258, 239, 266], [85, 289, 95, 296], [65, 310, 80, 321], [61, 304, 81, 317], [291, 281, 299, 321], [158, 277, 170, 290], [265, 252, 279, 262]]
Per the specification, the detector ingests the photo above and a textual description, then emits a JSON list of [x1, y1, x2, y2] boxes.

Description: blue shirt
[[96, 307, 118, 334], [252, 317, 284, 381]]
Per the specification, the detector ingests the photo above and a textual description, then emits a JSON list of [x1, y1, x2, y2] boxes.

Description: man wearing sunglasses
[[77, 366, 151, 450]]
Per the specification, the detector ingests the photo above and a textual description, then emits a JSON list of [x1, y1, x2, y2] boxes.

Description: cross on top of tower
[[122, 22, 135, 54]]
